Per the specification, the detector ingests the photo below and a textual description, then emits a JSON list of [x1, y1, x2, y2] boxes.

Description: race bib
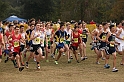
[[82, 34, 86, 38], [102, 35, 106, 40], [14, 41, 19, 47], [35, 37, 40, 44], [73, 38, 78, 43], [60, 38, 64, 43], [47, 35, 50, 41], [110, 44, 114, 47], [110, 41, 114, 47]]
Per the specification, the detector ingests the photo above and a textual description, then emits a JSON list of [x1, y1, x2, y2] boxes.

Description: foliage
[[0, 0, 123, 23]]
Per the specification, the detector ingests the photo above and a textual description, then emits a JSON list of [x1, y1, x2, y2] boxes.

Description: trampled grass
[[0, 36, 124, 82]]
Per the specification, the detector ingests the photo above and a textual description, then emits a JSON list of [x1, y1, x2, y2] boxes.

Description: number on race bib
[[73, 38, 78, 43], [14, 41, 19, 47], [102, 35, 106, 40], [35, 38, 40, 44], [60, 38, 64, 43]]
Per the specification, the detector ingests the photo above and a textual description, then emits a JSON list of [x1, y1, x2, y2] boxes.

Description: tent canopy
[[3, 15, 27, 22]]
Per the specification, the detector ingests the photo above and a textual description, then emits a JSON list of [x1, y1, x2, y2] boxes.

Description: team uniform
[[30, 30, 41, 55], [12, 34, 21, 57], [80, 28, 88, 43], [71, 32, 81, 50], [99, 32, 108, 50], [40, 31, 46, 56], [55, 30, 67, 49], [106, 34, 116, 55]]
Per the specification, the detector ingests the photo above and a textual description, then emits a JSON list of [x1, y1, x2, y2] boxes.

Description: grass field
[[0, 36, 124, 82]]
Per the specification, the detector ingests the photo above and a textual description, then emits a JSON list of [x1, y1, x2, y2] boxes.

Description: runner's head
[[35, 22, 41, 30], [102, 22, 108, 29], [122, 23, 124, 29], [74, 25, 79, 32], [66, 22, 71, 29], [30, 24, 35, 30], [45, 22, 50, 29], [97, 24, 103, 30], [109, 24, 116, 32], [8, 23, 14, 31], [60, 22, 65, 31], [78, 22, 82, 28], [15, 26, 20, 34], [20, 25, 24, 32], [82, 22, 86, 28]]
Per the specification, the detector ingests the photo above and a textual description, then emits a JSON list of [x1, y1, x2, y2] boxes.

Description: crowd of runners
[[0, 18, 124, 72]]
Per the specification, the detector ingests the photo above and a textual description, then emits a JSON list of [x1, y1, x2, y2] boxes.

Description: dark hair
[[78, 22, 82, 25], [8, 23, 14, 28], [109, 24, 115, 30], [30, 24, 35, 27], [15, 26, 19, 29], [74, 25, 79, 29], [122, 23, 124, 26], [102, 22, 107, 26], [35, 22, 41, 26], [20, 25, 24, 28], [50, 23, 53, 26], [60, 22, 65, 28]]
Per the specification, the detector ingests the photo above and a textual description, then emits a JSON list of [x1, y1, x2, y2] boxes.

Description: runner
[[9, 26, 24, 71], [4, 23, 17, 68], [91, 24, 103, 64], [64, 22, 73, 60], [20, 25, 28, 66], [70, 25, 82, 63], [25, 24, 35, 69], [97, 22, 110, 67], [28, 22, 43, 69], [79, 22, 90, 60], [44, 23, 52, 62], [54, 23, 69, 64], [105, 24, 118, 72], [116, 23, 124, 65]]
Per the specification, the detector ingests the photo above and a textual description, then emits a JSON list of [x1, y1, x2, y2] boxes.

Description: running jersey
[[40, 31, 45, 47], [5, 30, 14, 49], [12, 34, 21, 53], [119, 29, 124, 43], [65, 28, 72, 41], [99, 32, 108, 42], [108, 33, 116, 47], [45, 29, 52, 44], [79, 28, 88, 43], [55, 30, 67, 43], [32, 31, 41, 45], [26, 29, 34, 41], [72, 32, 80, 47], [20, 32, 26, 45]]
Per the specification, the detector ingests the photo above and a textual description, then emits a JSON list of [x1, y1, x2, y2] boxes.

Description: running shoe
[[54, 61, 58, 65], [77, 60, 80, 63], [37, 66, 40, 70], [96, 62, 100, 64], [112, 68, 118, 72], [70, 56, 73, 59], [4, 57, 9, 63], [19, 67, 24, 72], [104, 64, 110, 69], [81, 57, 85, 61], [84, 56, 88, 59], [68, 59, 71, 63], [25, 62, 29, 69]]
